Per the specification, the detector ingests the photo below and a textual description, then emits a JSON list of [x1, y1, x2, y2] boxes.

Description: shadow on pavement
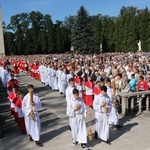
[[41, 125, 68, 143], [41, 117, 60, 128], [87, 113, 139, 147]]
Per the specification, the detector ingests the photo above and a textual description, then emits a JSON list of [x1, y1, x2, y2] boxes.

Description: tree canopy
[[3, 6, 150, 55]]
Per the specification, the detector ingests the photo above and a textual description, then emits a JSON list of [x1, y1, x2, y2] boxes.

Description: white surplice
[[67, 97, 87, 144], [60, 72, 68, 95], [56, 69, 63, 93], [93, 94, 110, 141], [106, 85, 119, 125], [1, 68, 8, 87], [22, 93, 41, 141], [65, 85, 75, 104], [39, 65, 44, 83], [51, 69, 58, 90]]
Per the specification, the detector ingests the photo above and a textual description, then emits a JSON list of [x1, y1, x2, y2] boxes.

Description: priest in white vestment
[[56, 66, 63, 94], [93, 85, 111, 143], [105, 79, 123, 129], [60, 69, 68, 96], [22, 84, 43, 146], [67, 88, 90, 149]]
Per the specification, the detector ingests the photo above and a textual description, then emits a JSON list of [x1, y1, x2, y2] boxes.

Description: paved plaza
[[0, 72, 150, 150]]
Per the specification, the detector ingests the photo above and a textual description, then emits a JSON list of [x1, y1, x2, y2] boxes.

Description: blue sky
[[1, 0, 150, 25]]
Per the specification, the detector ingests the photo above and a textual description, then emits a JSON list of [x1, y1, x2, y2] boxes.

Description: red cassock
[[7, 92, 17, 116], [32, 64, 37, 77], [13, 63, 19, 75], [29, 63, 33, 76], [93, 87, 101, 95], [7, 92, 16, 101], [7, 79, 19, 92], [34, 65, 40, 80], [12, 97, 19, 123], [84, 81, 94, 107], [20, 61, 23, 71], [15, 98, 26, 133], [37, 66, 41, 80], [17, 61, 21, 71], [24, 62, 28, 72], [74, 76, 83, 84], [11, 59, 15, 65], [0, 60, 3, 65], [74, 76, 85, 101]]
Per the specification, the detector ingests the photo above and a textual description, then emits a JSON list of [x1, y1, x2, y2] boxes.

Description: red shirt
[[137, 81, 149, 91]]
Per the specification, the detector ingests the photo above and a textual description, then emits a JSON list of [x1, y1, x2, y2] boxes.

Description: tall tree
[[4, 32, 15, 55], [92, 14, 103, 53], [146, 9, 150, 51], [44, 14, 54, 53], [123, 7, 137, 52], [15, 24, 24, 54], [25, 29, 33, 54], [138, 7, 149, 51], [61, 25, 71, 52], [63, 15, 76, 51], [29, 11, 44, 54], [7, 13, 29, 54], [3, 6, 150, 54], [101, 15, 115, 52], [72, 6, 94, 53], [54, 20, 63, 53]]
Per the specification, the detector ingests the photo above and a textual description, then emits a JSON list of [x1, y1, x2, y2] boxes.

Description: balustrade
[[117, 91, 150, 115]]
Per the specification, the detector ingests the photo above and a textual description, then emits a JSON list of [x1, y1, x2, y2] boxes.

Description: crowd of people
[[0, 62, 43, 146], [0, 51, 150, 149]]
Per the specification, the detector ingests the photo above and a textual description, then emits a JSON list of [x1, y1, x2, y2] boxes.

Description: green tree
[[138, 7, 149, 51], [15, 24, 24, 54], [72, 6, 94, 53], [63, 15, 76, 51], [54, 20, 64, 53], [44, 14, 54, 53], [92, 14, 103, 53], [29, 11, 44, 54], [101, 15, 115, 52], [123, 7, 137, 52], [61, 25, 71, 52], [146, 9, 150, 51], [3, 6, 150, 54], [7, 13, 29, 54], [25, 29, 33, 54], [4, 31, 15, 55]]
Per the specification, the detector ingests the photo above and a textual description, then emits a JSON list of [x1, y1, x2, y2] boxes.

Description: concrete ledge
[[117, 91, 150, 116]]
